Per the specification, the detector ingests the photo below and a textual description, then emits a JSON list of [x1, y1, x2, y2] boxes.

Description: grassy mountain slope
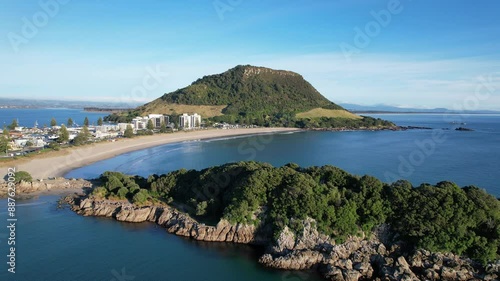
[[106, 65, 395, 128], [140, 65, 344, 117]]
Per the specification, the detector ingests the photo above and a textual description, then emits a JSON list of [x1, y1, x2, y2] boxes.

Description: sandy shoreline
[[3, 128, 300, 180]]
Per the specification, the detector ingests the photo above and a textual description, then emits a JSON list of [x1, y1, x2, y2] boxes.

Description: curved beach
[[3, 128, 300, 180]]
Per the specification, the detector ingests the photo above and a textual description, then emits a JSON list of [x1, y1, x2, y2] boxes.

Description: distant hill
[[340, 103, 500, 114], [107, 65, 395, 129], [0, 98, 140, 109]]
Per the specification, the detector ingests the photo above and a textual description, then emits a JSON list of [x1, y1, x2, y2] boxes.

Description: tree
[[72, 126, 90, 145], [91, 186, 108, 199], [3, 128, 9, 138], [196, 201, 208, 216], [48, 142, 60, 151], [160, 122, 167, 133], [147, 119, 154, 130], [67, 118, 74, 127], [124, 125, 134, 138], [58, 125, 69, 143], [8, 119, 18, 130], [97, 117, 103, 126], [50, 118, 57, 127], [14, 171, 32, 183], [25, 140, 34, 147], [83, 117, 89, 127], [132, 189, 149, 204], [0, 136, 9, 154]]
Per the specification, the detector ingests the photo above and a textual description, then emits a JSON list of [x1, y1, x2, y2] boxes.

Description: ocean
[[0, 108, 107, 128], [67, 113, 500, 197], [1, 113, 499, 280]]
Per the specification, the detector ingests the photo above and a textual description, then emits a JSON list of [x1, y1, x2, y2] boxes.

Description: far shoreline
[[2, 128, 301, 181]]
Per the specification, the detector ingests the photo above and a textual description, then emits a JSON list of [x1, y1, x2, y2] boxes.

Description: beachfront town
[[1, 113, 248, 157]]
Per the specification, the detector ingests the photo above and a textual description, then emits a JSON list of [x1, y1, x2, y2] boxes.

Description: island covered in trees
[[70, 161, 500, 280]]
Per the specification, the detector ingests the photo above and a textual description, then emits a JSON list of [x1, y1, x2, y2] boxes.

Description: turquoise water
[[1, 113, 499, 280], [0, 108, 107, 128]]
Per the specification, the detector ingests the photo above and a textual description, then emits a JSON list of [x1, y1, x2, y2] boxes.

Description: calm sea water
[[0, 108, 107, 128], [67, 114, 500, 197], [1, 113, 499, 280]]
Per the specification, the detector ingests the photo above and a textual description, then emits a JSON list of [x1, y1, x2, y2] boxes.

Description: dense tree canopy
[[95, 161, 500, 264]]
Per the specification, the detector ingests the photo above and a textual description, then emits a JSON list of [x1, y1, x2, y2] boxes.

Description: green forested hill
[[154, 65, 341, 115], [106, 65, 395, 128]]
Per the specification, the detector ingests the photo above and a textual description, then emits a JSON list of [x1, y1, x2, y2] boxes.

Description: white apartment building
[[179, 113, 201, 130], [132, 114, 169, 130]]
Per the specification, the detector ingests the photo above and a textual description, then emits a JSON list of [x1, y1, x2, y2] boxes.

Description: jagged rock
[[259, 249, 323, 270], [324, 265, 345, 281], [425, 268, 439, 280], [440, 266, 457, 280], [70, 197, 496, 281], [485, 260, 500, 275], [75, 199, 262, 244], [353, 261, 373, 278], [0, 178, 92, 197], [484, 274, 499, 281], [272, 226, 295, 253], [408, 251, 423, 268], [116, 206, 154, 222], [342, 269, 361, 281]]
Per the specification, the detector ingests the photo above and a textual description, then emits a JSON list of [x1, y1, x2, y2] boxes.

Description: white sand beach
[[3, 128, 300, 180]]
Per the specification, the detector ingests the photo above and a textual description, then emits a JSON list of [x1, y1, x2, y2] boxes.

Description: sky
[[1, 0, 500, 110]]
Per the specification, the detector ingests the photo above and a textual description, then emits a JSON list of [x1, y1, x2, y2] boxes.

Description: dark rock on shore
[[399, 126, 433, 130], [68, 197, 498, 281], [72, 197, 270, 244], [455, 127, 474, 131]]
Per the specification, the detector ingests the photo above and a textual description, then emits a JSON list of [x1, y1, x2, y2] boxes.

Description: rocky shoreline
[[0, 178, 92, 198], [66, 196, 499, 281], [308, 125, 433, 132]]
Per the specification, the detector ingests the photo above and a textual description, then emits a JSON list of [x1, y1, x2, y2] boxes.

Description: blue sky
[[1, 0, 500, 109]]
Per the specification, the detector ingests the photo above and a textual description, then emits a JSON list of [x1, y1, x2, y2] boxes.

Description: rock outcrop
[[74, 198, 269, 244], [70, 197, 498, 281], [0, 178, 92, 197]]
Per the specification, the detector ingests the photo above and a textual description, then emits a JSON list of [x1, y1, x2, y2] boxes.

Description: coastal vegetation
[[91, 161, 500, 264], [12, 171, 32, 183]]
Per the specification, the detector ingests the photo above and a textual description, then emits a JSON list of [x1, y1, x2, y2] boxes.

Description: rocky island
[[66, 162, 500, 280]]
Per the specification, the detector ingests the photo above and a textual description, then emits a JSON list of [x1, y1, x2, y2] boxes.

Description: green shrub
[[132, 189, 149, 204], [14, 171, 32, 183], [91, 186, 108, 198]]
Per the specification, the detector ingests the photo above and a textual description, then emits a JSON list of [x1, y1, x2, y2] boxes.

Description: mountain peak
[[237, 65, 301, 79], [138, 65, 345, 118]]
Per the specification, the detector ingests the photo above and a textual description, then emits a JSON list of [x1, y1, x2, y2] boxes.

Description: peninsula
[[68, 162, 500, 281]]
